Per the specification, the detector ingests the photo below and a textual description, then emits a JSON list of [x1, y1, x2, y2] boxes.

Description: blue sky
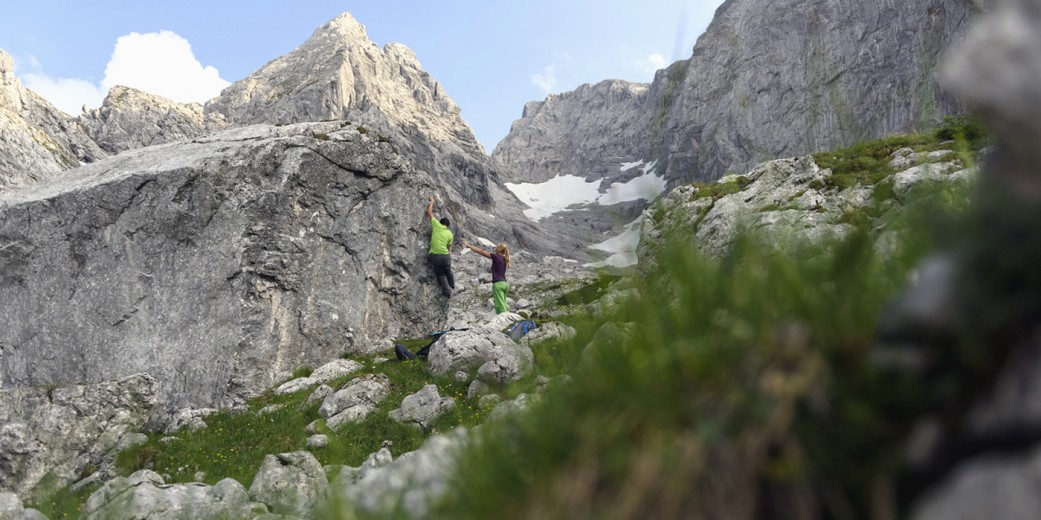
[[0, 1, 725, 150]]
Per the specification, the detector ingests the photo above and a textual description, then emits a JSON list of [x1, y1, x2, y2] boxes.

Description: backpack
[[507, 320, 538, 341]]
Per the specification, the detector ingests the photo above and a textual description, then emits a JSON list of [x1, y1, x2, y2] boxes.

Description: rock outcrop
[[0, 50, 106, 191], [0, 374, 159, 500], [639, 149, 975, 260], [78, 86, 224, 154], [0, 122, 451, 411], [82, 470, 263, 520], [495, 0, 982, 188]]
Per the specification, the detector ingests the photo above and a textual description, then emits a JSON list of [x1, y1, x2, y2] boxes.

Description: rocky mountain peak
[[78, 85, 219, 154], [205, 11, 476, 152], [318, 11, 372, 42], [0, 49, 24, 108]]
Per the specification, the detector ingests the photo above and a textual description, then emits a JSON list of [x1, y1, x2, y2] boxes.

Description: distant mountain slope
[[495, 0, 982, 189], [0, 50, 106, 191]]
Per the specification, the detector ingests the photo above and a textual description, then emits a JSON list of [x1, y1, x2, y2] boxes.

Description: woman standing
[[463, 241, 511, 314]]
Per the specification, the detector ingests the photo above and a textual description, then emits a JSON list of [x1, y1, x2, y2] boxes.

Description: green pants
[[493, 281, 510, 314]]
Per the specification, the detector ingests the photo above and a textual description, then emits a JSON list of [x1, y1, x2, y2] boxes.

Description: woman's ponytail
[[496, 243, 511, 268]]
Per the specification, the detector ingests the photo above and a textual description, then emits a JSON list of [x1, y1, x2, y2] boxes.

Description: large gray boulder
[[248, 451, 328, 518], [82, 470, 261, 520], [426, 329, 534, 384], [0, 374, 158, 501], [0, 122, 447, 411], [0, 50, 107, 192]]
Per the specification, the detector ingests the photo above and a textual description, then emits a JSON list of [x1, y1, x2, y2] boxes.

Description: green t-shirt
[[429, 218, 453, 254]]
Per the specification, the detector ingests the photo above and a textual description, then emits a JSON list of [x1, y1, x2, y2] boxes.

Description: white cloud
[[634, 53, 668, 74], [531, 65, 557, 93], [16, 30, 229, 115], [101, 30, 229, 104], [20, 73, 105, 116]]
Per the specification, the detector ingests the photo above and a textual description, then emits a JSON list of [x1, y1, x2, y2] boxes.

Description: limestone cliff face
[[493, 80, 652, 185], [78, 86, 225, 154], [0, 122, 452, 409], [0, 50, 106, 191], [495, 0, 982, 187]]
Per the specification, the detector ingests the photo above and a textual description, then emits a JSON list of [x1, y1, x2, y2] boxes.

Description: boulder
[[426, 329, 534, 384], [330, 428, 468, 518], [0, 374, 158, 500], [248, 452, 328, 518], [0, 122, 443, 411], [388, 384, 456, 430], [318, 374, 391, 430], [82, 470, 261, 520], [275, 359, 364, 396]]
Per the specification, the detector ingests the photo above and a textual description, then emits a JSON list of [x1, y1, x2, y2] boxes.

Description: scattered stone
[[389, 385, 456, 431], [305, 384, 334, 406], [0, 374, 159, 499], [306, 435, 329, 449], [318, 374, 391, 430], [488, 394, 535, 421], [525, 322, 577, 344], [165, 408, 219, 434], [478, 395, 504, 409], [466, 380, 491, 399], [258, 404, 285, 416]]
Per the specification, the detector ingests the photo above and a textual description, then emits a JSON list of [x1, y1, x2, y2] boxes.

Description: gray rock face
[[248, 451, 328, 518], [494, 80, 651, 185], [82, 470, 260, 520], [0, 122, 450, 410], [494, 0, 981, 193], [0, 50, 107, 192], [0, 374, 158, 500], [78, 85, 224, 154]]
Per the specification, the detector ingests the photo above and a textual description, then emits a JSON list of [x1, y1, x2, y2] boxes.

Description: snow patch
[[505, 175, 602, 221], [505, 160, 667, 222], [620, 160, 643, 172], [585, 217, 643, 268]]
